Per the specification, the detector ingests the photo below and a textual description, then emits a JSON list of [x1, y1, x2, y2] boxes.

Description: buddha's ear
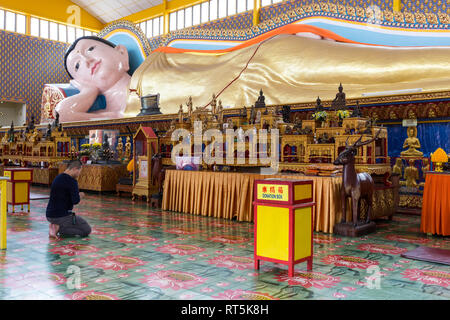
[[115, 44, 130, 72]]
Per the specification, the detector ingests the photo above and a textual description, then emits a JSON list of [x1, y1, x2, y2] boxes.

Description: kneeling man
[[46, 159, 91, 238]]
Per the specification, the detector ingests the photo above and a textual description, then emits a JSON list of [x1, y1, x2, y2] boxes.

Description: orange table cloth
[[421, 172, 450, 236], [162, 170, 347, 233]]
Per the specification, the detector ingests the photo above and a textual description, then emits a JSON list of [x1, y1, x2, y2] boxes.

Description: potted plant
[[79, 144, 91, 164], [337, 110, 350, 126], [312, 111, 328, 127]]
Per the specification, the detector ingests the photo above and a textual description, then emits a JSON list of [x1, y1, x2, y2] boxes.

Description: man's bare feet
[[49, 224, 60, 239]]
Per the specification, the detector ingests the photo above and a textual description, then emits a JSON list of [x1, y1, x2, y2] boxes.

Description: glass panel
[[146, 20, 154, 38], [177, 9, 184, 30], [16, 14, 26, 34], [227, 0, 236, 16], [237, 0, 246, 13], [40, 19, 49, 39], [272, 0, 283, 3], [169, 12, 177, 31], [49, 22, 58, 40], [67, 26, 76, 44], [30, 17, 39, 37], [139, 22, 146, 35], [201, 2, 209, 23], [58, 24, 67, 42], [218, 0, 227, 18], [185, 6, 192, 27], [210, 0, 218, 20], [76, 27, 83, 39], [0, 10, 4, 30], [247, 0, 254, 10], [5, 11, 15, 32], [192, 4, 201, 26], [261, 0, 271, 7], [85, 30, 92, 36], [159, 16, 163, 35], [154, 17, 160, 35]]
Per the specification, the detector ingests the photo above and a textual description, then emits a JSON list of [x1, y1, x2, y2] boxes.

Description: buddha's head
[[408, 127, 415, 137], [64, 36, 130, 93]]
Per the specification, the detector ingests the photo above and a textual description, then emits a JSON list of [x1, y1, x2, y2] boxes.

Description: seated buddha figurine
[[404, 159, 419, 188], [401, 126, 423, 157], [331, 83, 346, 110]]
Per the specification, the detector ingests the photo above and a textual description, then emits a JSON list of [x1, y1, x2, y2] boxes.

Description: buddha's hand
[[70, 79, 100, 97]]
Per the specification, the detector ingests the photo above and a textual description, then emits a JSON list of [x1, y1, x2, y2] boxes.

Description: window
[[262, 0, 283, 7], [237, 0, 246, 13], [177, 9, 184, 30], [30, 17, 39, 37], [210, 0, 218, 20], [67, 26, 76, 43], [0, 10, 4, 30], [76, 27, 83, 39], [201, 2, 209, 23], [218, 0, 227, 19], [16, 14, 26, 34], [169, 12, 177, 31], [227, 0, 236, 16], [185, 6, 193, 27], [5, 11, 15, 32], [146, 20, 153, 37], [139, 21, 146, 33], [192, 5, 201, 26], [40, 19, 49, 39], [49, 22, 58, 41], [59, 24, 67, 43]]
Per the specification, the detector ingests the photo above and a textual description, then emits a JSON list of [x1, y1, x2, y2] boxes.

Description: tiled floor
[[0, 186, 448, 300]]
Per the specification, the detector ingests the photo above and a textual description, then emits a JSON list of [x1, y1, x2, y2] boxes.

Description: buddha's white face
[[66, 39, 129, 92]]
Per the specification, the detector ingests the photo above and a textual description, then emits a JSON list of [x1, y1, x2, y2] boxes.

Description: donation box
[[4, 168, 33, 213], [253, 179, 315, 277]]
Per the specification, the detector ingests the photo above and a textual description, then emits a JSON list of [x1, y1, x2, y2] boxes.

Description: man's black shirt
[[46, 173, 80, 218]]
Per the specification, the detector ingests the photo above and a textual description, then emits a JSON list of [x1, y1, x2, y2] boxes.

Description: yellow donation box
[[4, 168, 33, 213], [253, 179, 315, 277]]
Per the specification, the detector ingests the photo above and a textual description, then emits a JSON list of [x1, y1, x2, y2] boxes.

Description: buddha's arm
[[55, 89, 99, 122]]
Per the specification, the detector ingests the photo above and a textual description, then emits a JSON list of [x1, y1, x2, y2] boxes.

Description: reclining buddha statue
[[53, 25, 450, 122]]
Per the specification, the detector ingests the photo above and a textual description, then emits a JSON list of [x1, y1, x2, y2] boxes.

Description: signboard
[[256, 183, 289, 202]]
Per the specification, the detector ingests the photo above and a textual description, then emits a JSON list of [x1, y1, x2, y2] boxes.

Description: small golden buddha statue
[[404, 159, 419, 188], [401, 126, 423, 157], [393, 158, 403, 176], [116, 139, 124, 160], [124, 136, 132, 161]]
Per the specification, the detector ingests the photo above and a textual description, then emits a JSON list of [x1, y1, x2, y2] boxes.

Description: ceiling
[[72, 0, 164, 24]]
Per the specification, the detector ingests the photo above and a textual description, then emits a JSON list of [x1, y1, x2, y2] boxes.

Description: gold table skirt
[[162, 170, 347, 233]]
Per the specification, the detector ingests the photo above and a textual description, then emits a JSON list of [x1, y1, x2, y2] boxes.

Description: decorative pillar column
[[253, 0, 261, 26], [393, 0, 402, 12]]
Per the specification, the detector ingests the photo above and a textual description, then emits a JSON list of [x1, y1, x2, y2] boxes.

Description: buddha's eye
[[75, 62, 80, 71]]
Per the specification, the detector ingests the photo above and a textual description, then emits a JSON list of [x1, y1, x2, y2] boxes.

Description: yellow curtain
[[162, 170, 348, 233]]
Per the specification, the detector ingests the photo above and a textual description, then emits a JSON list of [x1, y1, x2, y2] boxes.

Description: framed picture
[[138, 156, 148, 179]]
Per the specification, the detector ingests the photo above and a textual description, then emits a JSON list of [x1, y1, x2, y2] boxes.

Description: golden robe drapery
[[126, 34, 450, 115]]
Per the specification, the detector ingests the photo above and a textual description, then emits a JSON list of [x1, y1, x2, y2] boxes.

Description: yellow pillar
[[25, 14, 31, 35], [393, 0, 401, 12], [253, 0, 261, 26], [0, 178, 8, 250], [163, 0, 169, 34]]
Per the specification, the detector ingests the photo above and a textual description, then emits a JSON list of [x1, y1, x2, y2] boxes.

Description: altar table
[[58, 163, 128, 192], [421, 172, 450, 236]]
